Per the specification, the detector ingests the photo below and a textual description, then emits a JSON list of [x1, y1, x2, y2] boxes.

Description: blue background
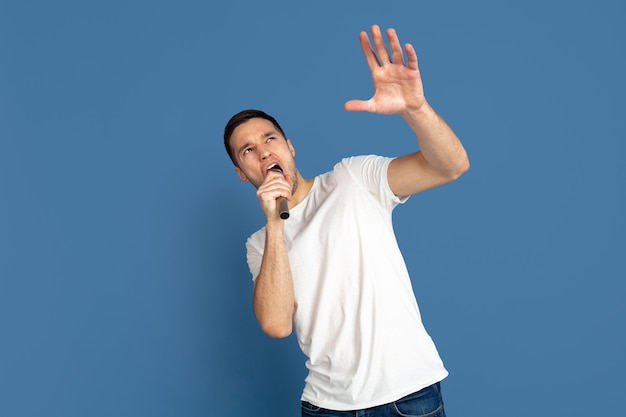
[[1, 1, 624, 416]]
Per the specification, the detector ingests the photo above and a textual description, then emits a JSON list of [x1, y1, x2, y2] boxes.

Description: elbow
[[253, 300, 294, 338], [260, 320, 293, 338], [253, 292, 294, 338], [447, 154, 470, 181], [457, 156, 471, 178], [255, 309, 293, 338]]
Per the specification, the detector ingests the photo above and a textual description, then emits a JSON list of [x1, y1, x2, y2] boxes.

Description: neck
[[289, 172, 314, 209]]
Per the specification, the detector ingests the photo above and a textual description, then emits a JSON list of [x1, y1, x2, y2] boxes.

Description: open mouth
[[267, 163, 283, 174]]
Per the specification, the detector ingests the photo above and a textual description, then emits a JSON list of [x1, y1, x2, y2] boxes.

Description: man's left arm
[[388, 101, 469, 197], [345, 25, 469, 197]]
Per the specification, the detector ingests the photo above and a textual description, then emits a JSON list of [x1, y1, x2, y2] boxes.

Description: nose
[[259, 144, 271, 160]]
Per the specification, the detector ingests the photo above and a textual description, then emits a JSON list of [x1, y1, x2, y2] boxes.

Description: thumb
[[283, 172, 294, 199], [344, 99, 373, 112]]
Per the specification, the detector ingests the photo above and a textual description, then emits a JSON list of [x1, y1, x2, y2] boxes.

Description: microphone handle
[[277, 197, 290, 220]]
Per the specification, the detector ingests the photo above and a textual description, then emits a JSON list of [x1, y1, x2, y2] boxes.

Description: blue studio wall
[[1, 1, 625, 416]]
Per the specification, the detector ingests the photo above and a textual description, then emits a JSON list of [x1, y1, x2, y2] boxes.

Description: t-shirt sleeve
[[339, 155, 409, 211], [245, 229, 265, 281]]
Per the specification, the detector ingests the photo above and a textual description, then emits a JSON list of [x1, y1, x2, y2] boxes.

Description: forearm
[[252, 220, 295, 338], [402, 101, 469, 178]]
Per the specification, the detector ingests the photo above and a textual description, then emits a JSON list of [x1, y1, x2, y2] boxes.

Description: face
[[230, 118, 298, 192]]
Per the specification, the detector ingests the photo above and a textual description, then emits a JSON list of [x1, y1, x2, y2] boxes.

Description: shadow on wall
[[190, 182, 306, 416]]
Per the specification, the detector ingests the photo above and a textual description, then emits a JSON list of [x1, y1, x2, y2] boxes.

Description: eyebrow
[[236, 130, 279, 155]]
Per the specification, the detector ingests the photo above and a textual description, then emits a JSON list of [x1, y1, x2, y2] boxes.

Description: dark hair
[[223, 109, 286, 166]]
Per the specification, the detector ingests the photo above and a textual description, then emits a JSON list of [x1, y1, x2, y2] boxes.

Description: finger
[[370, 25, 390, 64], [358, 30, 381, 70], [404, 43, 418, 70], [263, 174, 290, 191], [273, 174, 292, 194], [257, 181, 291, 204], [386, 28, 405, 65]]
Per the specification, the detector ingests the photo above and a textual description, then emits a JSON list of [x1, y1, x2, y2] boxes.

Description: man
[[224, 25, 469, 417]]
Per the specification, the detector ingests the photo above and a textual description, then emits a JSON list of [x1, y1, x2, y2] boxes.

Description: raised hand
[[344, 25, 426, 116]]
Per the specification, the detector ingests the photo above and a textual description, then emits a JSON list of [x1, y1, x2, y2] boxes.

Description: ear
[[235, 166, 250, 183], [287, 139, 296, 157]]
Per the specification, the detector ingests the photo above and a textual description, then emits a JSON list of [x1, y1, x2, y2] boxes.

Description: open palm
[[344, 26, 426, 116]]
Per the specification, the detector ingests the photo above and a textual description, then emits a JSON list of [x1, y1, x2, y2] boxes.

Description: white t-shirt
[[245, 155, 447, 411]]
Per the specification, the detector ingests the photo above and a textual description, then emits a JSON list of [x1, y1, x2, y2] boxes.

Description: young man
[[224, 25, 469, 417]]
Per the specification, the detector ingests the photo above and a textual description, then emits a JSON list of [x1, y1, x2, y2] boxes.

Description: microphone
[[269, 166, 290, 220]]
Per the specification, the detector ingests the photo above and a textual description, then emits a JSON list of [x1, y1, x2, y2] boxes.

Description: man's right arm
[[252, 219, 295, 338]]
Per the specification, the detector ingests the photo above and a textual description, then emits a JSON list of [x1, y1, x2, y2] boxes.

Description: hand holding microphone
[[268, 165, 290, 220]]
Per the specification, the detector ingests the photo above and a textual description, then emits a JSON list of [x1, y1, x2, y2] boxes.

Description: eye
[[266, 136, 275, 142], [242, 147, 252, 155]]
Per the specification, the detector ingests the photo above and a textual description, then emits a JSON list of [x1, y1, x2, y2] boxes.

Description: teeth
[[268, 163, 282, 173]]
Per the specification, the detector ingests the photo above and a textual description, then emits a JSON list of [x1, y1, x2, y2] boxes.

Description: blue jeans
[[301, 382, 446, 417]]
